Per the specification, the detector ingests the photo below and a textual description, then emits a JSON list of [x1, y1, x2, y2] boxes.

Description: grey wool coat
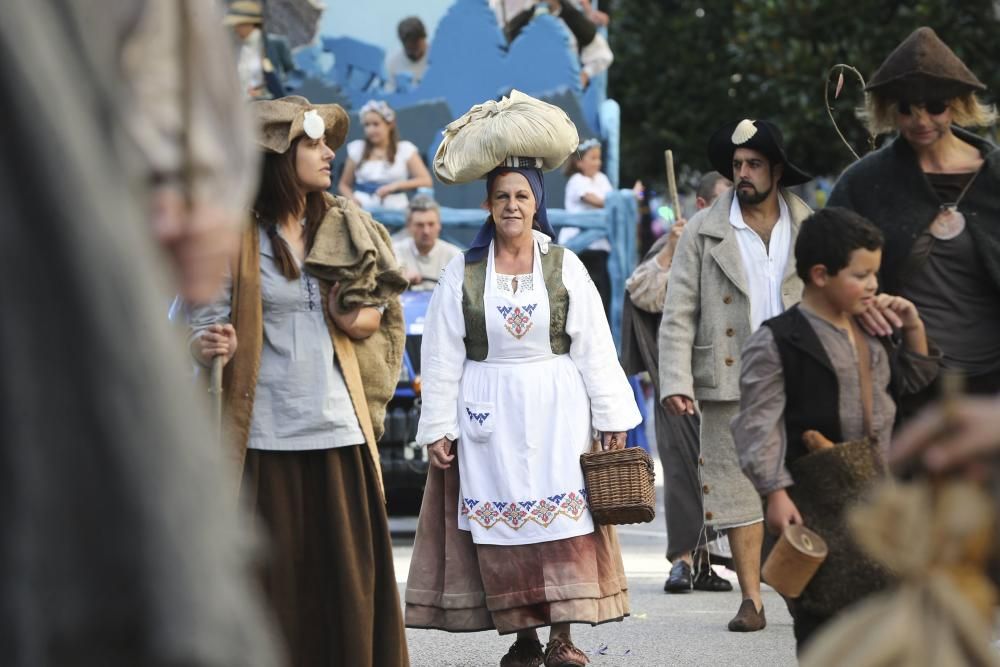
[[659, 189, 812, 402], [658, 188, 812, 527]]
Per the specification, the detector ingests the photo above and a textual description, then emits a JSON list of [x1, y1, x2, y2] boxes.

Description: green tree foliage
[[609, 1, 1000, 186]]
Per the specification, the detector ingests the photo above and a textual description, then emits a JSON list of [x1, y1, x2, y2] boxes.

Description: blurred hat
[[253, 96, 349, 154], [223, 1, 264, 26], [398, 16, 427, 42], [866, 27, 985, 102], [707, 118, 812, 187]]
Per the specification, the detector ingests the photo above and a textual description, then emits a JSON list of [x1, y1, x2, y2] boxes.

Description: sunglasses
[[897, 99, 950, 116]]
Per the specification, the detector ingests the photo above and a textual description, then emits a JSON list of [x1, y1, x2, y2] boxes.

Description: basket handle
[[598, 433, 619, 452]]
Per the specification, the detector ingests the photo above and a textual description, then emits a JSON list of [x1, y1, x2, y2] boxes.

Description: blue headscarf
[[465, 166, 556, 262]]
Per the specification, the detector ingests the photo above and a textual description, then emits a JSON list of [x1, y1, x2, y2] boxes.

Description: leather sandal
[[500, 637, 544, 667], [544, 634, 589, 667]]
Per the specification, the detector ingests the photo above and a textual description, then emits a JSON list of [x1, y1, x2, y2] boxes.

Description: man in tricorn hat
[[659, 119, 813, 632], [829, 27, 1000, 414]]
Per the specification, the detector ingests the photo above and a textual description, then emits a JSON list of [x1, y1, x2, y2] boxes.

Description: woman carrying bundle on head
[[405, 91, 641, 667], [339, 99, 433, 210], [188, 96, 410, 667]]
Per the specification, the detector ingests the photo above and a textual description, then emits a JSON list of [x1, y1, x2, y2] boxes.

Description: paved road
[[391, 456, 798, 667]]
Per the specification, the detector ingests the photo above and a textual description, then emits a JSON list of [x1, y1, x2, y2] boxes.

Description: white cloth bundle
[[433, 89, 579, 185]]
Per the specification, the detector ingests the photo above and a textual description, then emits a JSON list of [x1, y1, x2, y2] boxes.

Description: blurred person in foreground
[[393, 194, 461, 291], [622, 171, 734, 595], [0, 0, 280, 664]]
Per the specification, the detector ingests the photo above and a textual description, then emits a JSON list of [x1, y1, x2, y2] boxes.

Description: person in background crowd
[[622, 171, 734, 595], [828, 27, 1000, 418], [500, 0, 613, 89], [190, 96, 409, 667], [224, 1, 298, 100], [0, 0, 281, 663], [386, 16, 429, 92], [659, 119, 814, 633], [560, 138, 614, 312], [339, 100, 433, 210], [393, 194, 461, 291]]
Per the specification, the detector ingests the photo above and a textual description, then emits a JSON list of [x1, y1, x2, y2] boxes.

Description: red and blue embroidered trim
[[461, 489, 588, 530]]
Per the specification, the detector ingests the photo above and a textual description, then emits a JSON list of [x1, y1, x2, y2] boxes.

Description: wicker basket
[[580, 445, 656, 525]]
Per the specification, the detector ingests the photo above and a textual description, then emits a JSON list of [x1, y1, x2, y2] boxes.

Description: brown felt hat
[[866, 27, 986, 102], [252, 96, 349, 154]]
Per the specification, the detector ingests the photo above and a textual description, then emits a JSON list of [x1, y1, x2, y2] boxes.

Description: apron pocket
[[462, 401, 495, 444]]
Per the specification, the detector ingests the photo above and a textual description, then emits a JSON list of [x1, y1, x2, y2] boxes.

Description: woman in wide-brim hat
[[405, 91, 641, 667], [188, 95, 409, 667], [829, 27, 1000, 412]]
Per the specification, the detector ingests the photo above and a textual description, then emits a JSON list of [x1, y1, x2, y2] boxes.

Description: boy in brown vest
[[731, 207, 939, 651]]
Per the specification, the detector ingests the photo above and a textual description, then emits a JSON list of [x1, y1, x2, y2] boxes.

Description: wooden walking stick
[[209, 356, 224, 443], [663, 149, 682, 221]]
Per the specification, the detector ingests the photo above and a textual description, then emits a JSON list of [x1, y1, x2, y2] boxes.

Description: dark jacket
[[827, 127, 1000, 296]]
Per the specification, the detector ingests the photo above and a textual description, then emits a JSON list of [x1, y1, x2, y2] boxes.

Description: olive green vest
[[462, 245, 571, 361]]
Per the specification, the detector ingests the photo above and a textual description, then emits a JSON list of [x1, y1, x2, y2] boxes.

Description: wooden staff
[[664, 149, 682, 221]]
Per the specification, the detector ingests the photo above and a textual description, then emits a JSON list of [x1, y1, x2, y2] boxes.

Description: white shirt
[[559, 171, 614, 252], [729, 193, 792, 332], [346, 139, 419, 210], [385, 49, 428, 92], [392, 237, 461, 291]]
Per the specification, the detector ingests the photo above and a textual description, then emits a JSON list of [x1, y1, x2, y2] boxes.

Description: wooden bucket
[[762, 524, 829, 598]]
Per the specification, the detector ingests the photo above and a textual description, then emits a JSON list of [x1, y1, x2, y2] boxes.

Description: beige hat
[[223, 1, 264, 27], [252, 96, 350, 154]]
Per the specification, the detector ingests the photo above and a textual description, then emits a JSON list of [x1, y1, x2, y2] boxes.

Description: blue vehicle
[[379, 290, 433, 510]]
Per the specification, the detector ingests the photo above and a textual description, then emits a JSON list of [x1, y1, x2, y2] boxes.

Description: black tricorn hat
[[707, 119, 812, 187], [866, 27, 986, 102]]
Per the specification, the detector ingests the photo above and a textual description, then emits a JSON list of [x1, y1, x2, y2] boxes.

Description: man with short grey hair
[[393, 194, 460, 290]]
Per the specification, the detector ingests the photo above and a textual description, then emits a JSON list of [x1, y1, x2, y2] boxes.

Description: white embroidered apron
[[456, 240, 595, 546]]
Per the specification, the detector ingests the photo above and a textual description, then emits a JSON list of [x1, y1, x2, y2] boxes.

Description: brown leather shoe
[[500, 637, 544, 667], [544, 634, 589, 667], [727, 598, 766, 632]]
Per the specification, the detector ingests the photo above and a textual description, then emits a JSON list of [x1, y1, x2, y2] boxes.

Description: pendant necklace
[[929, 166, 982, 241]]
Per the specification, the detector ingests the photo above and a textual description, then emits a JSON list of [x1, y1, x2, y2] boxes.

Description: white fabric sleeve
[[625, 255, 669, 314], [563, 173, 588, 214], [731, 326, 793, 496], [580, 33, 613, 78], [414, 256, 467, 446], [346, 140, 365, 165], [397, 140, 418, 163], [563, 250, 641, 432], [186, 271, 234, 367]]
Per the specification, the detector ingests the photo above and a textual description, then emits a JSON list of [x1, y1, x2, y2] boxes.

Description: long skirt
[[242, 446, 409, 667], [405, 449, 629, 635]]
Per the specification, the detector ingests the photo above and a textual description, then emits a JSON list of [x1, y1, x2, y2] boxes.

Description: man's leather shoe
[[693, 565, 733, 592], [663, 560, 693, 593], [727, 598, 766, 632]]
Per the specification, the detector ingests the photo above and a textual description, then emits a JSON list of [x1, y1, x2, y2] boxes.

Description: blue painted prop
[[321, 36, 386, 92]]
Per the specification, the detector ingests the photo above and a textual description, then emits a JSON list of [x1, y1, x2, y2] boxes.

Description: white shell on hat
[[303, 110, 325, 139], [731, 119, 758, 145]]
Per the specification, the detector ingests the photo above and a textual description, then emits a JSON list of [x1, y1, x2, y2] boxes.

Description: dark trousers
[[578, 249, 611, 320], [790, 601, 832, 656]]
